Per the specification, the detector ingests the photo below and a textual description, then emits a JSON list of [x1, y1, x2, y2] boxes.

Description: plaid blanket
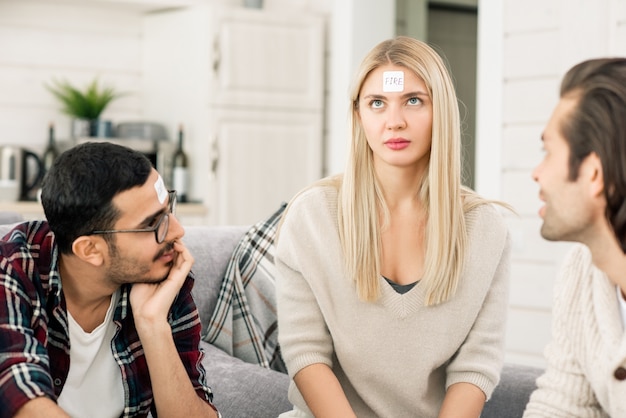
[[203, 203, 287, 372]]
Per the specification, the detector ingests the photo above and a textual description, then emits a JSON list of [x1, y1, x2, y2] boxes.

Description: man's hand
[[128, 240, 216, 417], [130, 240, 194, 327]]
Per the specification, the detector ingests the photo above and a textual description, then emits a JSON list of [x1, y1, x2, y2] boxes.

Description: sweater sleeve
[[445, 208, 511, 400], [275, 191, 335, 379], [523, 245, 608, 418]]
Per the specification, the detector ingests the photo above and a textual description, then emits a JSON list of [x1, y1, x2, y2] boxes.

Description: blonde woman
[[275, 36, 511, 418]]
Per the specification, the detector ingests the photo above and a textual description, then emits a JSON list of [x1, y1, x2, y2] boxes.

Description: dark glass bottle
[[172, 124, 189, 202], [43, 122, 59, 172]]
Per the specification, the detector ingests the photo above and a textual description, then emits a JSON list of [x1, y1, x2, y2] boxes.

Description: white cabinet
[[207, 108, 322, 225], [142, 5, 324, 225]]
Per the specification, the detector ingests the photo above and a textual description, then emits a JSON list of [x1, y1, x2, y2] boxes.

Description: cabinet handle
[[211, 140, 219, 174], [212, 38, 220, 74]]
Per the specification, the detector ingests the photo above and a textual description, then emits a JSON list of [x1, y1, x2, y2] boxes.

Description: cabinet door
[[207, 108, 322, 225], [144, 6, 324, 113], [142, 6, 325, 216], [208, 8, 324, 111]]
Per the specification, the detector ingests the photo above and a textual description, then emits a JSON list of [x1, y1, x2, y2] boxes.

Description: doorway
[[396, 0, 478, 188]]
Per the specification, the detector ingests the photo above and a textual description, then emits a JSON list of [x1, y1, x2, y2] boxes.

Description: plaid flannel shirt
[[0, 221, 216, 417]]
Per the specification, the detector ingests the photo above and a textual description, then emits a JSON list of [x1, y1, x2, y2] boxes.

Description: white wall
[[479, 0, 626, 367], [0, 0, 145, 152], [0, 0, 393, 180], [324, 0, 396, 176]]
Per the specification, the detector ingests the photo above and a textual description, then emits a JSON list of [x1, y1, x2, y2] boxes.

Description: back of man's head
[[41, 141, 153, 254], [560, 57, 626, 250]]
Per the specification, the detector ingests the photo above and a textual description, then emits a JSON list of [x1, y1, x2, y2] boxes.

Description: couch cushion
[[0, 212, 22, 225], [183, 225, 248, 332], [482, 363, 542, 418], [201, 341, 291, 417], [0, 222, 19, 237]]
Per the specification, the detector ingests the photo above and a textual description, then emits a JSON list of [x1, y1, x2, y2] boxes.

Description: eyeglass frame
[[89, 190, 177, 244]]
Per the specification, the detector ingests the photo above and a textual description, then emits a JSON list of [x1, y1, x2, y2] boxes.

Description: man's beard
[[106, 239, 174, 284]]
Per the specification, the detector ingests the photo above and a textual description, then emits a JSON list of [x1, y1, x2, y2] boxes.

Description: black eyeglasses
[[90, 190, 177, 244]]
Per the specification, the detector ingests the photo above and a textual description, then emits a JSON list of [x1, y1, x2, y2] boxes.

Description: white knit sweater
[[524, 244, 626, 417], [275, 185, 511, 418]]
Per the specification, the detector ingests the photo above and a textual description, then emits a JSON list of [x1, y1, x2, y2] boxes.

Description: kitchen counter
[[0, 201, 210, 226]]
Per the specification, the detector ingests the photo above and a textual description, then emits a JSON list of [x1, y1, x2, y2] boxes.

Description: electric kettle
[[0, 146, 45, 202]]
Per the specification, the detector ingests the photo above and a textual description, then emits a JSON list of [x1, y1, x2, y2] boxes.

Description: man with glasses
[[0, 142, 220, 417]]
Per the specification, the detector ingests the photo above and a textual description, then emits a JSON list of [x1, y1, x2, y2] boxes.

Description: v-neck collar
[[378, 275, 426, 318]]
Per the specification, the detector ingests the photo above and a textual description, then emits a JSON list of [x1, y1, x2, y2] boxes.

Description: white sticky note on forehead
[[154, 175, 167, 204], [383, 71, 404, 92]]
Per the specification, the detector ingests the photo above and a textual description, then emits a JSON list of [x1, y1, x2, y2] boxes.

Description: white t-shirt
[[618, 285, 626, 331], [57, 290, 124, 418]]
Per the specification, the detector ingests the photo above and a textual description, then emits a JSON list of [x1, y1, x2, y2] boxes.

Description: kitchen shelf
[[94, 0, 206, 12], [26, 0, 208, 13]]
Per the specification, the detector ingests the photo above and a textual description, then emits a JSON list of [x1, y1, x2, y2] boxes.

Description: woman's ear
[[71, 236, 106, 267], [354, 100, 361, 121]]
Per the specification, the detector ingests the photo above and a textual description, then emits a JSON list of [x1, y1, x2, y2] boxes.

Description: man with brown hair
[[525, 58, 626, 417]]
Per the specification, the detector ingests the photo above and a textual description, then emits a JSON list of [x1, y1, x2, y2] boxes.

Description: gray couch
[[185, 225, 292, 417], [0, 220, 543, 417]]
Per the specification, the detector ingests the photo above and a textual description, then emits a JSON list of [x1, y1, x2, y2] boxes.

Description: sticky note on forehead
[[154, 175, 167, 204], [383, 71, 404, 92]]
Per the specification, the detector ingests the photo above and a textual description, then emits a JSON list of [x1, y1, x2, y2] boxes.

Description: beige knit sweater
[[275, 185, 511, 417], [524, 244, 626, 417]]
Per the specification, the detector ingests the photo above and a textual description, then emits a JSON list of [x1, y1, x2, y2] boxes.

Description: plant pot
[[71, 118, 91, 139], [91, 119, 114, 138], [243, 0, 263, 8]]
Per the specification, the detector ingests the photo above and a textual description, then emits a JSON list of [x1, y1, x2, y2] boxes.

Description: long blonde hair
[[337, 36, 490, 306]]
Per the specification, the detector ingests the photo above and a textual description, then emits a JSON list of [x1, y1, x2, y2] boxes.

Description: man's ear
[[585, 152, 605, 198], [71, 236, 106, 267]]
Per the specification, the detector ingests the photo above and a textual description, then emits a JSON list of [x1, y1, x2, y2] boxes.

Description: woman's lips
[[384, 139, 410, 150]]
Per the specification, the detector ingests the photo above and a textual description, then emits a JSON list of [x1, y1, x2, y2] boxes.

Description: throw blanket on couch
[[204, 203, 287, 372]]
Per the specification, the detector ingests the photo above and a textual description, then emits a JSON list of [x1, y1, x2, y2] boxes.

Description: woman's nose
[[386, 106, 406, 130]]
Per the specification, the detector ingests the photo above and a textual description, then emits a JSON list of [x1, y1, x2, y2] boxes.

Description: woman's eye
[[370, 99, 384, 109], [407, 97, 421, 105]]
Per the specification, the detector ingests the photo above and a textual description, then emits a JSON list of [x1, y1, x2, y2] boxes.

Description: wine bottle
[[172, 124, 189, 203], [43, 122, 59, 172]]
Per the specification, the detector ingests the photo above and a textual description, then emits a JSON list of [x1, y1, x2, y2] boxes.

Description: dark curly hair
[[40, 141, 153, 254]]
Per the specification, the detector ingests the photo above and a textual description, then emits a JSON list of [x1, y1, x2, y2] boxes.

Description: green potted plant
[[46, 78, 123, 138]]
